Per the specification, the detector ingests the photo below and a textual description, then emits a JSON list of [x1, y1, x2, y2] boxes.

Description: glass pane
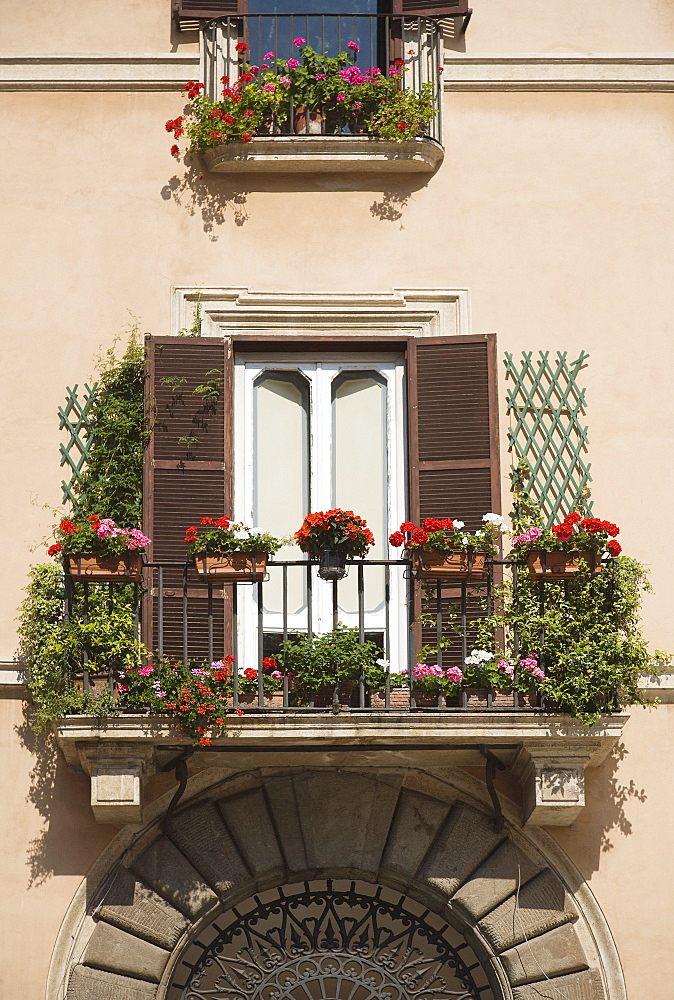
[[255, 372, 309, 615], [332, 372, 387, 616]]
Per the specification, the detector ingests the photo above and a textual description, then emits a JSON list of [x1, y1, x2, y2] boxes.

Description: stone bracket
[[79, 745, 156, 824], [513, 742, 596, 826]]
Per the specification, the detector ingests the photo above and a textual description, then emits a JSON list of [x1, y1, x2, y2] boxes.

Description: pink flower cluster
[[498, 656, 545, 682], [511, 526, 543, 547], [403, 663, 464, 684], [95, 519, 151, 550]]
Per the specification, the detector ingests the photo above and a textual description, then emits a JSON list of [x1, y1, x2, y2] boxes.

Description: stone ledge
[[202, 136, 444, 173], [55, 712, 628, 827]]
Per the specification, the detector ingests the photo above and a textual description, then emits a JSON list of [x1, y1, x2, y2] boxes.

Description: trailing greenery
[[17, 564, 138, 733], [70, 331, 145, 527], [475, 557, 652, 723]]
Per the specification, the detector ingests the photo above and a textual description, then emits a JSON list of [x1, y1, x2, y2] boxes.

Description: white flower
[[464, 649, 493, 665], [376, 658, 390, 668], [482, 512, 504, 527], [453, 520, 465, 529], [232, 526, 250, 539], [461, 535, 469, 545]]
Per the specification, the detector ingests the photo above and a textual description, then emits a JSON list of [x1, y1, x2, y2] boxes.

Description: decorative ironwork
[[171, 880, 492, 1000], [504, 350, 592, 524], [59, 382, 98, 505]]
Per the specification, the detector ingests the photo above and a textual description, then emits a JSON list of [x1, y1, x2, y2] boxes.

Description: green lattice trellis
[[504, 351, 592, 525], [59, 383, 98, 506]]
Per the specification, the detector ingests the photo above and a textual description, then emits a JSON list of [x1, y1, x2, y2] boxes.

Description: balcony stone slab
[[55, 711, 628, 827], [202, 135, 444, 173]]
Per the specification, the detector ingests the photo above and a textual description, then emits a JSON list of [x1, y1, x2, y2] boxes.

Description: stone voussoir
[[97, 865, 189, 950], [82, 921, 170, 983], [416, 803, 504, 902], [130, 836, 218, 920], [511, 968, 605, 1000], [216, 786, 285, 883], [451, 838, 543, 922], [67, 964, 158, 1000], [168, 800, 251, 897], [477, 868, 578, 954], [500, 920, 590, 986]]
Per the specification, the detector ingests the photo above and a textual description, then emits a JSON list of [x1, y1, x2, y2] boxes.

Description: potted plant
[[185, 517, 284, 580], [234, 657, 285, 707], [295, 509, 374, 580], [511, 512, 621, 580], [401, 662, 464, 707], [165, 42, 439, 157], [49, 514, 151, 582], [277, 625, 380, 708], [389, 513, 504, 581]]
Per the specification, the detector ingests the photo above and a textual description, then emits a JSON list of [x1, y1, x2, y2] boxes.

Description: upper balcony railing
[[199, 14, 444, 146]]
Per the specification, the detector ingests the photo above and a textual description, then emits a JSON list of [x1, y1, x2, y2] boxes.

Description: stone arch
[[58, 768, 623, 1000]]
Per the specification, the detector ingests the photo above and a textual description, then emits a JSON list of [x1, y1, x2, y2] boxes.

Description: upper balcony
[[52, 553, 630, 827], [170, 13, 446, 173]]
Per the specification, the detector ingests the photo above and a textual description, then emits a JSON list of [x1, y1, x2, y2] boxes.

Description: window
[[143, 328, 499, 669]]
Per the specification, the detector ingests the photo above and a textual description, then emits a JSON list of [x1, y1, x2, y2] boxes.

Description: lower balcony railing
[[62, 556, 621, 714]]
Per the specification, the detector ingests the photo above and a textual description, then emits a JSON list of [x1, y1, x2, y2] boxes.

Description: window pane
[[255, 372, 309, 615], [332, 372, 387, 615]]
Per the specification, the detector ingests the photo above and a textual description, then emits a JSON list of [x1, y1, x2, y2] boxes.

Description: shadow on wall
[[160, 166, 431, 238], [15, 706, 119, 889], [553, 740, 646, 876]]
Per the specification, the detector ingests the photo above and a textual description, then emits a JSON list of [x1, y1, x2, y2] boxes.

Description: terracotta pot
[[413, 548, 486, 581], [312, 681, 354, 708], [461, 687, 519, 709], [412, 690, 448, 707], [193, 551, 267, 581], [318, 548, 348, 581], [66, 552, 143, 583], [294, 106, 323, 134], [525, 549, 598, 581], [370, 687, 411, 708]]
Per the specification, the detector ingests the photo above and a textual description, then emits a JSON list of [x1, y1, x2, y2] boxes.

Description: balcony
[[53, 556, 629, 826], [188, 15, 444, 173]]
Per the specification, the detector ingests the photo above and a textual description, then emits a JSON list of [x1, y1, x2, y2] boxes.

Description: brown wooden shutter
[[408, 335, 500, 663], [173, 0, 247, 31], [408, 334, 500, 529], [143, 335, 233, 660], [392, 0, 470, 17]]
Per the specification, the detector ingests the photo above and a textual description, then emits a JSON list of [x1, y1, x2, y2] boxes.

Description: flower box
[[193, 551, 268, 581], [413, 549, 486, 581], [525, 549, 599, 581], [66, 552, 143, 583], [236, 691, 284, 708]]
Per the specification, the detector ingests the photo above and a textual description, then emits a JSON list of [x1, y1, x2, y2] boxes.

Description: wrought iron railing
[[200, 14, 443, 145]]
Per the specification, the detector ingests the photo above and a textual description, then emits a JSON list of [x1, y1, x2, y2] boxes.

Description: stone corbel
[[513, 742, 594, 826], [78, 745, 156, 824]]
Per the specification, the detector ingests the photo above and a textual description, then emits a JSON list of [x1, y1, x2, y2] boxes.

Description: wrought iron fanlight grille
[[169, 880, 493, 1000]]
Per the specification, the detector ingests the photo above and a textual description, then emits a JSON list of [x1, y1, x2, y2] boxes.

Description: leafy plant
[[192, 369, 222, 402], [390, 513, 506, 556], [474, 557, 652, 723], [368, 83, 436, 141], [184, 516, 285, 555], [70, 330, 145, 527], [278, 625, 380, 700], [17, 564, 138, 734]]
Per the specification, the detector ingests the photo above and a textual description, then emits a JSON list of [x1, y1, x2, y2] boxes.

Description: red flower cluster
[[186, 516, 231, 543], [552, 512, 620, 540], [295, 509, 374, 556], [390, 518, 453, 550], [59, 519, 79, 535], [182, 80, 204, 99], [262, 657, 278, 670], [235, 42, 248, 53], [47, 543, 62, 556]]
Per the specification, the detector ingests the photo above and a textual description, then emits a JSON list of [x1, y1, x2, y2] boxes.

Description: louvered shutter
[[392, 0, 470, 17], [407, 335, 500, 662], [143, 336, 233, 661], [173, 0, 247, 30]]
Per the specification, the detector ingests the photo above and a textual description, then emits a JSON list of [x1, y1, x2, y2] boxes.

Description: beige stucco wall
[[1, 696, 673, 998], [1, 86, 672, 652], [2, 4, 674, 997]]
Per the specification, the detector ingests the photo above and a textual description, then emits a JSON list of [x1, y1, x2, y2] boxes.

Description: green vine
[[70, 329, 145, 526]]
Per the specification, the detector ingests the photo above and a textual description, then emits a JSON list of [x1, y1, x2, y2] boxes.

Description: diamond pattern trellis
[[504, 351, 592, 525], [59, 383, 98, 506]]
